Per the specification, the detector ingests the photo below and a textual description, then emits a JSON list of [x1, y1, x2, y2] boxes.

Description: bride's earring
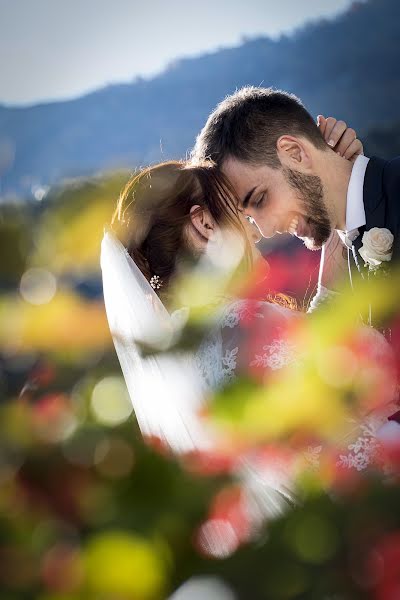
[[150, 275, 163, 290]]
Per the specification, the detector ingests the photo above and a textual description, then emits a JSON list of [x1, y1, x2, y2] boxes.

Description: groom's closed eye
[[253, 192, 266, 210], [242, 186, 258, 209]]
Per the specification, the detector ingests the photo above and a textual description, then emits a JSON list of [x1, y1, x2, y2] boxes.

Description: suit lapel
[[363, 156, 387, 230], [353, 157, 389, 325], [351, 157, 387, 271], [349, 236, 369, 324], [352, 227, 367, 275]]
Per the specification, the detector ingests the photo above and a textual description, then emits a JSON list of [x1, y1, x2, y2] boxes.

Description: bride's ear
[[189, 205, 216, 240]]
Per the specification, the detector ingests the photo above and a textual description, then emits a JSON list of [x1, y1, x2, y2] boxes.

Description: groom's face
[[222, 157, 332, 250]]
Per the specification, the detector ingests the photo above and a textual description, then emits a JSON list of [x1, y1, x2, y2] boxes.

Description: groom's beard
[[284, 167, 331, 250]]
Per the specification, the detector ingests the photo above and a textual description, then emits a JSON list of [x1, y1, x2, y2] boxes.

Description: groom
[[191, 87, 400, 295]]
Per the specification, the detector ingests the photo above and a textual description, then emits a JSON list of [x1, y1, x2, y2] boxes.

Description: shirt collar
[[345, 154, 369, 232]]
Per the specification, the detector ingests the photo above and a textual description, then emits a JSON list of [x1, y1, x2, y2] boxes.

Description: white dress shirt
[[337, 154, 370, 248], [308, 155, 370, 313]]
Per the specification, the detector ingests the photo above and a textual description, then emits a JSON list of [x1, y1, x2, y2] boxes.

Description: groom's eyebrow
[[242, 187, 257, 209]]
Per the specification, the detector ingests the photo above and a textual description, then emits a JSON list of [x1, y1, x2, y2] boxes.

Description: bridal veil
[[100, 229, 213, 454]]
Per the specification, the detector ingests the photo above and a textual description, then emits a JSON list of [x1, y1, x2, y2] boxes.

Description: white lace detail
[[220, 300, 264, 329], [250, 338, 297, 370], [303, 445, 323, 470], [195, 299, 295, 391], [195, 333, 224, 390], [222, 346, 239, 382], [305, 403, 398, 473], [337, 422, 381, 471]]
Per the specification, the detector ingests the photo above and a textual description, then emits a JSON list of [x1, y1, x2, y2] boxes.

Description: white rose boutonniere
[[359, 227, 394, 271]]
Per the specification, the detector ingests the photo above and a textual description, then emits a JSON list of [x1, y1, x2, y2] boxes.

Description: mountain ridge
[[1, 0, 399, 197]]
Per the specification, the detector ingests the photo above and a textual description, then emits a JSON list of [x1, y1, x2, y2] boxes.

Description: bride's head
[[112, 160, 261, 300]]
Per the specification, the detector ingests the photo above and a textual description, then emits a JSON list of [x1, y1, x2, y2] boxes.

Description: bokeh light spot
[[20, 267, 57, 305], [91, 375, 132, 426], [196, 519, 239, 559], [169, 575, 236, 600], [84, 531, 166, 599]]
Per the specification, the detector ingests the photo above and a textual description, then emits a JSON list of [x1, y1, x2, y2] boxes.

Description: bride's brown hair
[[112, 160, 252, 298]]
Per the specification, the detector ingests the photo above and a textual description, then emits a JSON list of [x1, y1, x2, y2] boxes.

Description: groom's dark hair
[[191, 86, 327, 168]]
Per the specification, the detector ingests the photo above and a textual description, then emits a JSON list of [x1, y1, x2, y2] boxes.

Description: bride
[[100, 124, 397, 484]]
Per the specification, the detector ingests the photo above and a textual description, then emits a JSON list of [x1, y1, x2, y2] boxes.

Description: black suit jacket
[[355, 157, 400, 425], [353, 156, 400, 264]]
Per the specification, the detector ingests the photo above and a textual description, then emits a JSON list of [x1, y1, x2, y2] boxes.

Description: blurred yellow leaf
[[84, 531, 167, 599], [33, 174, 126, 275], [0, 290, 111, 352]]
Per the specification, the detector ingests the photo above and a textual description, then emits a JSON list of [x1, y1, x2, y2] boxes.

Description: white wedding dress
[[194, 297, 398, 473], [101, 231, 398, 525], [195, 298, 298, 391]]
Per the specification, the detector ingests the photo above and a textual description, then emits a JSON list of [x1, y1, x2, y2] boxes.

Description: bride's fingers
[[324, 118, 348, 147], [317, 114, 327, 135], [343, 138, 364, 161], [318, 115, 363, 160], [334, 127, 357, 156]]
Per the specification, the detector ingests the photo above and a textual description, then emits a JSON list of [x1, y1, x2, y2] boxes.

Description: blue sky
[[0, 0, 355, 106]]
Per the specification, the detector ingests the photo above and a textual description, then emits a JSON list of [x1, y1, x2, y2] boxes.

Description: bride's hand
[[318, 115, 363, 162]]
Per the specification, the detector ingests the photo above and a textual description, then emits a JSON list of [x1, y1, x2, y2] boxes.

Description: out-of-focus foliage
[[0, 174, 128, 356], [210, 271, 400, 445], [0, 173, 399, 600], [1, 385, 400, 600], [0, 291, 109, 353], [33, 174, 126, 274]]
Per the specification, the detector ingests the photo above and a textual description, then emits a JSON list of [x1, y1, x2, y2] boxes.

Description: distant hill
[[1, 0, 399, 197]]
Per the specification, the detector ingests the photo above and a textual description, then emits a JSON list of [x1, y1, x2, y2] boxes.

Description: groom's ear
[[276, 135, 313, 172], [189, 205, 216, 240]]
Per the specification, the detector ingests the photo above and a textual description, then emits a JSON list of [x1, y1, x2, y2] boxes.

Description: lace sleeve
[[195, 299, 301, 391]]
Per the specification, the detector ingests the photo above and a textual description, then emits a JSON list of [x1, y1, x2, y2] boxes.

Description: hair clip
[[150, 275, 163, 290]]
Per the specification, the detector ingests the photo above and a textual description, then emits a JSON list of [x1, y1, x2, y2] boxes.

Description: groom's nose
[[259, 219, 279, 238], [247, 218, 262, 244], [244, 209, 277, 239]]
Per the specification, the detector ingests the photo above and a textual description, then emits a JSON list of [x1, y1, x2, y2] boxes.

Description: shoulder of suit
[[369, 156, 400, 192], [385, 155, 400, 169], [383, 156, 400, 190]]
